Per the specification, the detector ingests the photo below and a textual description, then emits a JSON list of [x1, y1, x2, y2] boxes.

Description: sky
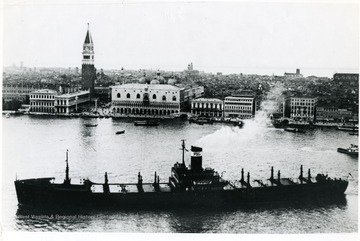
[[2, 0, 359, 77]]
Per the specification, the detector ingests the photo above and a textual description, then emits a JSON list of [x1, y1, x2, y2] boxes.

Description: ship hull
[[15, 178, 348, 209], [337, 148, 358, 156]]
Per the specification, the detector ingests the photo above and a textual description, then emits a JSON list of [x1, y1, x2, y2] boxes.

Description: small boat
[[116, 130, 125, 135], [5, 113, 10, 118], [134, 120, 159, 126], [189, 117, 213, 125], [284, 127, 305, 133], [235, 120, 244, 128], [337, 144, 358, 157], [85, 124, 98, 127], [337, 126, 358, 132]]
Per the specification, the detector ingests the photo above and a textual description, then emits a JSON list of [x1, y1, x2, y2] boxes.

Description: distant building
[[333, 73, 359, 90], [224, 90, 255, 119], [2, 84, 37, 102], [183, 85, 204, 102], [284, 69, 303, 78], [191, 98, 223, 117], [111, 83, 184, 116], [29, 89, 57, 113], [184, 62, 200, 77], [81, 24, 96, 96], [286, 96, 318, 121], [94, 86, 111, 102], [29, 89, 91, 114], [316, 106, 353, 123], [55, 90, 91, 114]]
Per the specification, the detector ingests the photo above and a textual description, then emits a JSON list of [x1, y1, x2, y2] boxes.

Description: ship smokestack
[[241, 168, 244, 182], [308, 168, 311, 181], [64, 149, 70, 185], [270, 166, 274, 181], [300, 165, 303, 184], [191, 146, 203, 172]]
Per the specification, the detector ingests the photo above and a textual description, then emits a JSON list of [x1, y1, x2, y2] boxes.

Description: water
[[2, 115, 358, 233]]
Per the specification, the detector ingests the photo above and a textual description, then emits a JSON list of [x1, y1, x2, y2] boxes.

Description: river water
[[1, 114, 358, 233]]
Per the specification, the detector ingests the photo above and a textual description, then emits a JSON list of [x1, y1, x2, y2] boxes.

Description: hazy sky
[[3, 0, 359, 77]]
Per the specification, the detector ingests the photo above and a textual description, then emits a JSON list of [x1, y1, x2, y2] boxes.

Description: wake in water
[[196, 82, 287, 150]]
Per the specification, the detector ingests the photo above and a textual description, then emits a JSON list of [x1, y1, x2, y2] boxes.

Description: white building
[[224, 92, 255, 119], [29, 89, 57, 113], [287, 96, 318, 121], [55, 90, 91, 114], [111, 83, 185, 116], [29, 89, 91, 114], [191, 98, 223, 117]]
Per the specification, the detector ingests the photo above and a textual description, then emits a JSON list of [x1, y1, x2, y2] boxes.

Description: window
[[127, 93, 130, 99], [84, 55, 90, 59], [162, 95, 166, 101], [153, 94, 157, 100], [172, 96, 176, 101], [136, 93, 140, 99], [117, 93, 121, 98]]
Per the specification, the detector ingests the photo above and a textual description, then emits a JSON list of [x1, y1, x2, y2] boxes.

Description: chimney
[[191, 146, 203, 172]]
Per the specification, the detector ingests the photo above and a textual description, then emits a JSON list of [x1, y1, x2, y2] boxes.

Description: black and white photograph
[[2, 0, 358, 240]]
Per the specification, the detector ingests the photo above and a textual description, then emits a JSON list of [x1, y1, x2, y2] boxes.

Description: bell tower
[[82, 23, 96, 95]]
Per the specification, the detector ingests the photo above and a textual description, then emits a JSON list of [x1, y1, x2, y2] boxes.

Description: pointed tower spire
[[82, 23, 96, 95], [84, 23, 93, 44]]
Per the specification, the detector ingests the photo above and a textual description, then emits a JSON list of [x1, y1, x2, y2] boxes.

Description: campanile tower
[[82, 23, 96, 95]]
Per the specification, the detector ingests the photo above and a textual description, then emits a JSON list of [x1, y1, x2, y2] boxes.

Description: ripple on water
[[3, 116, 358, 233]]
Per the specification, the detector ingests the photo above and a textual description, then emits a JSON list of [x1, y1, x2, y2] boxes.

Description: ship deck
[[90, 183, 172, 194]]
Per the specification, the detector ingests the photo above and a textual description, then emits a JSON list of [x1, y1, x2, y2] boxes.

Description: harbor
[[2, 114, 358, 233]]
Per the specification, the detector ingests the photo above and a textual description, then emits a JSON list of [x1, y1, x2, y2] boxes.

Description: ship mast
[[181, 139, 187, 166]]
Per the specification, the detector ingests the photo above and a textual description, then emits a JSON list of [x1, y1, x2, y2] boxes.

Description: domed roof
[[150, 79, 160, 85], [139, 77, 146, 84], [158, 76, 165, 84], [167, 78, 176, 85]]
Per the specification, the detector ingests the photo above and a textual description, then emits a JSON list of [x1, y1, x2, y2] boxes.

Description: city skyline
[[3, 0, 359, 77]]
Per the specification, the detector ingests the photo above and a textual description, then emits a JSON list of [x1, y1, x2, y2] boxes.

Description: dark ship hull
[[15, 141, 349, 209], [15, 178, 348, 209]]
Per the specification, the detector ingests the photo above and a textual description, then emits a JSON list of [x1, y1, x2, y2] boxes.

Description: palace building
[[111, 83, 185, 116]]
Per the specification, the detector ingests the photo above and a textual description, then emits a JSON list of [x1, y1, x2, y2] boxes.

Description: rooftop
[[192, 98, 223, 103], [111, 83, 183, 91], [32, 89, 57, 94], [57, 90, 90, 98]]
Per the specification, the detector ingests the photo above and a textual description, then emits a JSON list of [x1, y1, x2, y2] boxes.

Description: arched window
[[153, 94, 157, 100], [162, 95, 166, 101], [127, 93, 130, 99], [117, 93, 121, 98], [136, 93, 140, 99], [172, 96, 176, 101]]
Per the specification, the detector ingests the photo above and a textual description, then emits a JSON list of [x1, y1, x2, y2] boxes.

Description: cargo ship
[[15, 141, 349, 209]]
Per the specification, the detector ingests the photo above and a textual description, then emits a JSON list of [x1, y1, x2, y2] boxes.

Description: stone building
[[224, 91, 255, 119], [191, 98, 223, 117], [111, 83, 184, 116], [286, 96, 318, 121]]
